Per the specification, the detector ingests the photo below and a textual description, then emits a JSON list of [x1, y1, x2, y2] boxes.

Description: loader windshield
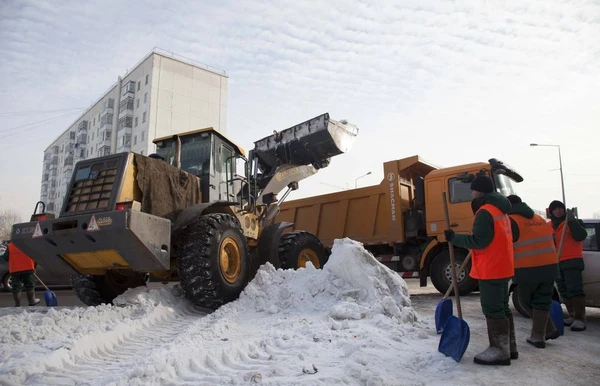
[[155, 134, 213, 177]]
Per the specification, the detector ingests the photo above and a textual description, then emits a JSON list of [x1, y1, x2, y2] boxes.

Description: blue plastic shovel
[[550, 299, 564, 336], [435, 252, 471, 334], [438, 191, 470, 362], [33, 273, 58, 307]]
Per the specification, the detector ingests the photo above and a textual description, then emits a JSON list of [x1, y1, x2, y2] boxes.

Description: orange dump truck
[[275, 155, 523, 295]]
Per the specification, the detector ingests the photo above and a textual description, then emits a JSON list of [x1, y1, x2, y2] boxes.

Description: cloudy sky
[[1, 0, 599, 222]]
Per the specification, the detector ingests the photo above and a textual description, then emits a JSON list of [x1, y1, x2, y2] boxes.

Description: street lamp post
[[355, 171, 372, 188], [530, 143, 566, 206]]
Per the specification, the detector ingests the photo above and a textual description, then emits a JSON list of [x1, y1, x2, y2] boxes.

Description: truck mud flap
[[11, 210, 171, 276]]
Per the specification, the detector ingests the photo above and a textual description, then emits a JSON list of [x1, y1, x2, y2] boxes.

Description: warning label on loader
[[88, 215, 100, 231], [32, 223, 43, 238]]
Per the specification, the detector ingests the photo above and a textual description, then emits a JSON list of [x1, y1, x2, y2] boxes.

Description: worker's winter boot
[[563, 297, 574, 326], [508, 313, 518, 359], [570, 297, 586, 332], [12, 292, 21, 307], [26, 290, 40, 306], [474, 318, 511, 366], [545, 316, 560, 340], [527, 309, 549, 348]]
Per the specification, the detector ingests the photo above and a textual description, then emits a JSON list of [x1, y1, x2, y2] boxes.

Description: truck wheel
[[278, 231, 327, 269], [511, 285, 531, 318], [430, 249, 478, 296], [2, 273, 13, 292], [71, 271, 147, 306], [177, 213, 250, 310]]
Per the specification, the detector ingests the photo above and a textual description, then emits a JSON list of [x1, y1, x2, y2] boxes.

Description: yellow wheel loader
[[10, 113, 358, 309]]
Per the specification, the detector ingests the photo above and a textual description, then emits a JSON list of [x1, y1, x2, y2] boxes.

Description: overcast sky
[[1, 0, 599, 222]]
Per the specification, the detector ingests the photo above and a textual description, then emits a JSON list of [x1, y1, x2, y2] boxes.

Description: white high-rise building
[[40, 48, 228, 214]]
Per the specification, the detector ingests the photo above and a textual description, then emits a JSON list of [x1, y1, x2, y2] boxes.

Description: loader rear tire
[[177, 213, 250, 310], [71, 271, 147, 306], [278, 231, 327, 269], [430, 248, 478, 296]]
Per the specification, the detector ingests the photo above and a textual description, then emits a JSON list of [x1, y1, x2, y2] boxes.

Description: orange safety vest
[[7, 243, 36, 274], [550, 220, 583, 262], [470, 204, 514, 280], [510, 214, 558, 269]]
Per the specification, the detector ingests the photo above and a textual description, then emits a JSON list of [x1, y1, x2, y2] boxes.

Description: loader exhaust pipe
[[173, 135, 181, 169]]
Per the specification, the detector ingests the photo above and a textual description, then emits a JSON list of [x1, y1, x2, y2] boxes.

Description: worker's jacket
[[550, 220, 583, 262], [510, 214, 558, 268], [7, 243, 36, 274], [470, 204, 514, 280]]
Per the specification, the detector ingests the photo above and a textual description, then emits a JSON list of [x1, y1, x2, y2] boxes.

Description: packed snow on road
[[0, 238, 594, 385]]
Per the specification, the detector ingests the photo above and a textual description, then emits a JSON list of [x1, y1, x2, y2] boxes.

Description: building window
[[134, 135, 137, 145], [136, 98, 139, 109], [145, 74, 149, 85], [141, 130, 145, 141], [137, 81, 140, 91], [135, 117, 138, 127], [142, 112, 146, 123], [144, 93, 147, 104], [92, 132, 94, 141], [93, 117, 95, 125]]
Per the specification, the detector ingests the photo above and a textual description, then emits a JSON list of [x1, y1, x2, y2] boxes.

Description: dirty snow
[[0, 238, 597, 385]]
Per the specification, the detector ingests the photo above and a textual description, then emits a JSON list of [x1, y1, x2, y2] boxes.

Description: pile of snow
[[0, 238, 458, 386], [237, 238, 418, 324]]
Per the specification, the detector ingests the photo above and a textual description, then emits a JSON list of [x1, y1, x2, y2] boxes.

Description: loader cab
[[424, 158, 523, 238], [153, 128, 247, 204]]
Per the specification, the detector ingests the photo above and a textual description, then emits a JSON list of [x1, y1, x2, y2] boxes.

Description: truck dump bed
[[275, 156, 438, 248]]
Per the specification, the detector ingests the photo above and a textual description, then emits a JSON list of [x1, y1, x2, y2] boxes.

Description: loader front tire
[[430, 248, 478, 296], [177, 213, 250, 310], [71, 271, 147, 306], [278, 231, 327, 269]]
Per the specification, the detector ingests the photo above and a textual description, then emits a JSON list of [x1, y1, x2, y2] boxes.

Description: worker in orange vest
[[6, 241, 40, 307], [445, 175, 515, 365], [507, 195, 560, 348], [548, 200, 587, 331]]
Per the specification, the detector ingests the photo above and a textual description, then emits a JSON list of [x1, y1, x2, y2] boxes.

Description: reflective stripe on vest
[[7, 243, 36, 274], [470, 204, 515, 280], [510, 214, 558, 269], [551, 220, 583, 262]]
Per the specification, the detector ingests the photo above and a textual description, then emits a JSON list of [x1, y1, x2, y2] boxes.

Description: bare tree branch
[[0, 209, 23, 241]]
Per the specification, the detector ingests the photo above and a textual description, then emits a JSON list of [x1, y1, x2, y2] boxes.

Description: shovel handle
[[442, 251, 472, 299], [442, 191, 462, 319], [33, 273, 50, 292]]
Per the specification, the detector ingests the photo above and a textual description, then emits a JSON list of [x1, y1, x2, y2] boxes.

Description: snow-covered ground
[[0, 238, 598, 386]]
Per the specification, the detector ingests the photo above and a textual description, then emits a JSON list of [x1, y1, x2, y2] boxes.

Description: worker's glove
[[566, 209, 576, 222], [444, 229, 455, 242]]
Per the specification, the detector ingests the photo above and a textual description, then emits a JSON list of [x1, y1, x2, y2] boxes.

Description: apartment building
[[41, 48, 228, 214]]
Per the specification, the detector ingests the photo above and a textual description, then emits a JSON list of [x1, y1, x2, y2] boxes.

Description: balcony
[[52, 145, 59, 154], [98, 145, 111, 156], [77, 121, 88, 132], [117, 133, 132, 152], [76, 133, 87, 145], [118, 116, 133, 131], [64, 156, 73, 167], [120, 81, 135, 97], [119, 96, 134, 113], [44, 152, 51, 161]]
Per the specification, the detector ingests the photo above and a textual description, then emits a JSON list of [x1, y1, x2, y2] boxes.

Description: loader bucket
[[253, 113, 358, 169]]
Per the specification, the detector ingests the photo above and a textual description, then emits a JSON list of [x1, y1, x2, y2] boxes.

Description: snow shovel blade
[[550, 300, 564, 336], [435, 298, 453, 334], [438, 315, 470, 362], [44, 290, 58, 307]]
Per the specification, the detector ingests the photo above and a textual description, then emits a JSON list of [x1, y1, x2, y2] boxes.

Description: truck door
[[445, 173, 481, 234]]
